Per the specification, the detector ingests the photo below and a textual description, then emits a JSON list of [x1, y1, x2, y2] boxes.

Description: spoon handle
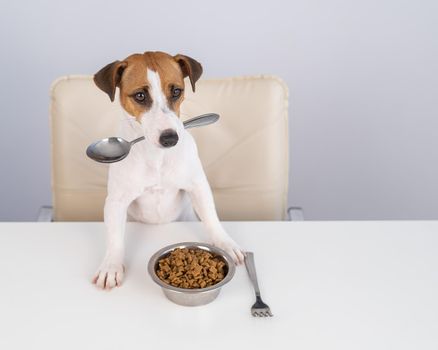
[[130, 136, 146, 145], [183, 113, 220, 129], [129, 114, 219, 145]]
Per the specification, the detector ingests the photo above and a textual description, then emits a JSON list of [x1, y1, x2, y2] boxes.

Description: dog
[[92, 51, 245, 290]]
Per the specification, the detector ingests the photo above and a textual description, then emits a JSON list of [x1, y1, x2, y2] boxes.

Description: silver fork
[[244, 252, 273, 317]]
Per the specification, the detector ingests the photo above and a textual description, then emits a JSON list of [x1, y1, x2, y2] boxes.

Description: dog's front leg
[[188, 175, 245, 264], [92, 198, 130, 290]]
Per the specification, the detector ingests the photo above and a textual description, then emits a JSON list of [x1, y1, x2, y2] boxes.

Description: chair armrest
[[37, 206, 53, 222], [287, 206, 304, 221]]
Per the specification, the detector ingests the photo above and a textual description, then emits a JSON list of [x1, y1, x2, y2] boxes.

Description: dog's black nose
[[159, 129, 179, 147]]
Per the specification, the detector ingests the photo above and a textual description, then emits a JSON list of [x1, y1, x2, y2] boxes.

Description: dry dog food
[[156, 248, 226, 289]]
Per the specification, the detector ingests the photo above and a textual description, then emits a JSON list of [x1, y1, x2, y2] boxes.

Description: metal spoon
[[86, 113, 219, 163]]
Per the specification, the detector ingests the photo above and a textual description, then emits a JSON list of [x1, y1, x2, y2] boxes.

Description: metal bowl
[[147, 242, 236, 306]]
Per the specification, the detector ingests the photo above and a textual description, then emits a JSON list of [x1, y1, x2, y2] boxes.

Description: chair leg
[[287, 206, 304, 221], [37, 206, 53, 222]]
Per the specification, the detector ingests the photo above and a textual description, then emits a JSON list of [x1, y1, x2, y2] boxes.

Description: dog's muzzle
[[159, 129, 179, 148]]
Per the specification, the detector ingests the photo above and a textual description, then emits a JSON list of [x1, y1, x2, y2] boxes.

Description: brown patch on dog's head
[[93, 51, 203, 121]]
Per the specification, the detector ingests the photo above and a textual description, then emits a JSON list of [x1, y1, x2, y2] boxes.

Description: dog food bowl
[[147, 242, 236, 306]]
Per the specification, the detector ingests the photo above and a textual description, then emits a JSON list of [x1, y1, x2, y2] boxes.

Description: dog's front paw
[[92, 256, 125, 290], [212, 235, 245, 265]]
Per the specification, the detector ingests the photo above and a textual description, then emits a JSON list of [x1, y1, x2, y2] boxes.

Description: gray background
[[0, 0, 437, 221]]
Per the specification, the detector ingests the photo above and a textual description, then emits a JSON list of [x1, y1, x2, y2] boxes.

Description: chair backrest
[[50, 75, 289, 221]]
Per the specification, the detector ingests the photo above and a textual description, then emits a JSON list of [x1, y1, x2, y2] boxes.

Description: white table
[[0, 221, 437, 350]]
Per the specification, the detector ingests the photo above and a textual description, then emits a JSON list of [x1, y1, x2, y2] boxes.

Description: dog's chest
[[110, 122, 199, 196], [133, 145, 192, 191]]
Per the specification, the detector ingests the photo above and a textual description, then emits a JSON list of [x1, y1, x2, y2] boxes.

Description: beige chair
[[46, 75, 290, 221]]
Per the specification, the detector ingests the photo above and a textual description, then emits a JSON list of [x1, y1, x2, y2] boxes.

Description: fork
[[244, 252, 273, 317]]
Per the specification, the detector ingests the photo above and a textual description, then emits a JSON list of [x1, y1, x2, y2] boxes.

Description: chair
[[45, 75, 293, 221]]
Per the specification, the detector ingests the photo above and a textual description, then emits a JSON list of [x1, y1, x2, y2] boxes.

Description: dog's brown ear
[[93, 60, 128, 102], [174, 54, 203, 92]]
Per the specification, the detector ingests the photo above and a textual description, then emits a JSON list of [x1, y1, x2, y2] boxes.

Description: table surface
[[0, 221, 437, 350]]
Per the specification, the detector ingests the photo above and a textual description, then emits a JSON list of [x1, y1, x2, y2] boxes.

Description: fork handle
[[244, 252, 261, 298]]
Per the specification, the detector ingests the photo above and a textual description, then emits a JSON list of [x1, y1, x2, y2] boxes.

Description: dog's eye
[[171, 87, 182, 99], [134, 92, 146, 102]]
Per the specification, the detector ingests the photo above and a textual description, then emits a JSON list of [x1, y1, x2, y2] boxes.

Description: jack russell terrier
[[92, 51, 245, 290]]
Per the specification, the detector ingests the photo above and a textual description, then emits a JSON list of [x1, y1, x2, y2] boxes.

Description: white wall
[[0, 0, 437, 221]]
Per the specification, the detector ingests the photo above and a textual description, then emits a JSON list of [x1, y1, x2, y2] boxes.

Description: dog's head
[[94, 51, 202, 148]]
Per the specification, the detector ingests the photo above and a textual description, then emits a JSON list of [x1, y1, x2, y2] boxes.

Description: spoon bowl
[[86, 137, 132, 163]]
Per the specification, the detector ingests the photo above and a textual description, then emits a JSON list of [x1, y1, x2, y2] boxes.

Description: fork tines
[[251, 298, 273, 317], [252, 309, 273, 317]]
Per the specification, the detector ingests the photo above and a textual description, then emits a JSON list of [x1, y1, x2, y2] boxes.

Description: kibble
[[156, 248, 226, 289]]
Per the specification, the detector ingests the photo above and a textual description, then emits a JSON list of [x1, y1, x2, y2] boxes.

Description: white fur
[[93, 69, 244, 289]]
